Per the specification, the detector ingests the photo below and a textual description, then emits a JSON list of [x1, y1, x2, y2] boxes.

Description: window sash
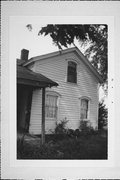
[[80, 99, 88, 119], [45, 95, 58, 119], [67, 61, 77, 83]]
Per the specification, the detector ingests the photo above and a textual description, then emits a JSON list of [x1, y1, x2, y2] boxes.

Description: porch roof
[[17, 62, 58, 88]]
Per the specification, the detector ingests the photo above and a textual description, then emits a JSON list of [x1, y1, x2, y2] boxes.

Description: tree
[[84, 25, 108, 88], [98, 101, 108, 130], [37, 24, 108, 87]]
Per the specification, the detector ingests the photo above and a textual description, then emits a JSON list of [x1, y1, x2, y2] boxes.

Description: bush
[[54, 119, 82, 139], [66, 129, 75, 137], [66, 128, 80, 138], [79, 120, 97, 136], [50, 118, 68, 141], [54, 118, 68, 134]]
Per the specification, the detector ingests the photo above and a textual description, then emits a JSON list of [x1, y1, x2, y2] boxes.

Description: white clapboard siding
[[29, 51, 99, 134]]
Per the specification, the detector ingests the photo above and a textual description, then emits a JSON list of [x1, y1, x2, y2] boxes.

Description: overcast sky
[[10, 16, 85, 60], [11, 19, 58, 59]]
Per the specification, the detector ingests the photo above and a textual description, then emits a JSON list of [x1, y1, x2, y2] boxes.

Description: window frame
[[67, 60, 77, 84], [45, 91, 61, 120], [79, 96, 91, 121]]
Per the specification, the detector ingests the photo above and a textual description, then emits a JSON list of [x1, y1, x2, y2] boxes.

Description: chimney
[[21, 49, 29, 61]]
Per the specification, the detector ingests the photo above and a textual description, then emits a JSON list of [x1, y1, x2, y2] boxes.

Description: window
[[80, 99, 89, 119], [45, 94, 58, 119], [67, 61, 77, 83]]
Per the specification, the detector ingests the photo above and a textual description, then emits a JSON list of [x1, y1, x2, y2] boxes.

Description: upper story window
[[67, 61, 77, 83]]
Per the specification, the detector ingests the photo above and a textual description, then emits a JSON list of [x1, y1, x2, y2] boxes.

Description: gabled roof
[[23, 47, 103, 83], [17, 60, 58, 88]]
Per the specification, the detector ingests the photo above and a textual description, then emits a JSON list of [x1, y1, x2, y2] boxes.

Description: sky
[[12, 21, 58, 59], [10, 16, 87, 59], [10, 16, 107, 104]]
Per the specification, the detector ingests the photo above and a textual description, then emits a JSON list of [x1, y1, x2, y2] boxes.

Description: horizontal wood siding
[[29, 89, 42, 134], [29, 52, 99, 134]]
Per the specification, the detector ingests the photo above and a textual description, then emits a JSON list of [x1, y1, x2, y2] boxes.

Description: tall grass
[[17, 132, 107, 159]]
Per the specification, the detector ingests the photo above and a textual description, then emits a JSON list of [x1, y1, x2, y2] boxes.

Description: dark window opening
[[67, 61, 77, 83]]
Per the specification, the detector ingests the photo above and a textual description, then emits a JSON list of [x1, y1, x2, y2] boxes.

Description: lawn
[[17, 131, 107, 159]]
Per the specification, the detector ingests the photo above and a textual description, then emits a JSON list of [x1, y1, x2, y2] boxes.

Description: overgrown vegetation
[[54, 118, 68, 134], [17, 118, 107, 159], [79, 120, 94, 134], [17, 132, 107, 159]]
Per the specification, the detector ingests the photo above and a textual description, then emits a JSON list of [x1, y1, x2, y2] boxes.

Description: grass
[[17, 131, 107, 159]]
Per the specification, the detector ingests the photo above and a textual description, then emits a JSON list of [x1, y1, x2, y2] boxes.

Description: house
[[18, 47, 103, 135]]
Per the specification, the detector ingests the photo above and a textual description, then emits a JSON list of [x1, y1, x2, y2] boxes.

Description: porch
[[17, 58, 58, 143]]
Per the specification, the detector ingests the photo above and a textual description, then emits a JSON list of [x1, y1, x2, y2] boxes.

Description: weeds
[[17, 132, 107, 159], [17, 118, 107, 159]]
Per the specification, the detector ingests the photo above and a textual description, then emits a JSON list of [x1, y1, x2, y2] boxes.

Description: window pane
[[67, 61, 77, 83], [68, 74, 76, 83], [81, 99, 88, 119], [45, 95, 58, 118], [68, 61, 76, 68]]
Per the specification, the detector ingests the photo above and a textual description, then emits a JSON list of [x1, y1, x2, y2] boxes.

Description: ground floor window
[[45, 94, 58, 119], [80, 99, 89, 119]]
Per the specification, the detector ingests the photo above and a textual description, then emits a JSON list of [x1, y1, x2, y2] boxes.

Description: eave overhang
[[17, 64, 58, 88], [23, 47, 103, 84]]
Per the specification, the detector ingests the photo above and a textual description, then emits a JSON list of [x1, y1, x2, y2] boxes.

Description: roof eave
[[23, 47, 77, 67], [23, 47, 104, 84], [17, 77, 58, 88], [74, 48, 104, 84]]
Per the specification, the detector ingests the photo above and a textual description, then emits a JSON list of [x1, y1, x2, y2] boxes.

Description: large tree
[[37, 24, 108, 87]]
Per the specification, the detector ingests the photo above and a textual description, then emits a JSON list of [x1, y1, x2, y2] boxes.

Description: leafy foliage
[[54, 118, 68, 134], [98, 101, 108, 130], [85, 25, 108, 85], [79, 119, 98, 136], [80, 120, 92, 131], [39, 25, 89, 48]]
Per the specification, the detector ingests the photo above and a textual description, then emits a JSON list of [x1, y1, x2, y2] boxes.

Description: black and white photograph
[[1, 1, 120, 179], [17, 23, 108, 160]]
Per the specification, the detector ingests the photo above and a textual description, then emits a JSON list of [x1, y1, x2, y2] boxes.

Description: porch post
[[41, 87, 46, 145]]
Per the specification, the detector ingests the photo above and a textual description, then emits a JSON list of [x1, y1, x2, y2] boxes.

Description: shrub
[[79, 120, 96, 136], [66, 128, 80, 138], [74, 129, 81, 137], [51, 118, 68, 141], [66, 129, 75, 137], [54, 118, 68, 135]]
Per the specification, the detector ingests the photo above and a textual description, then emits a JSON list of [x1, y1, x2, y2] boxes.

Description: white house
[[22, 47, 103, 134]]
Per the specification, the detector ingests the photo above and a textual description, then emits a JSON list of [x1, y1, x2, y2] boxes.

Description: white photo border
[[1, 1, 119, 179]]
